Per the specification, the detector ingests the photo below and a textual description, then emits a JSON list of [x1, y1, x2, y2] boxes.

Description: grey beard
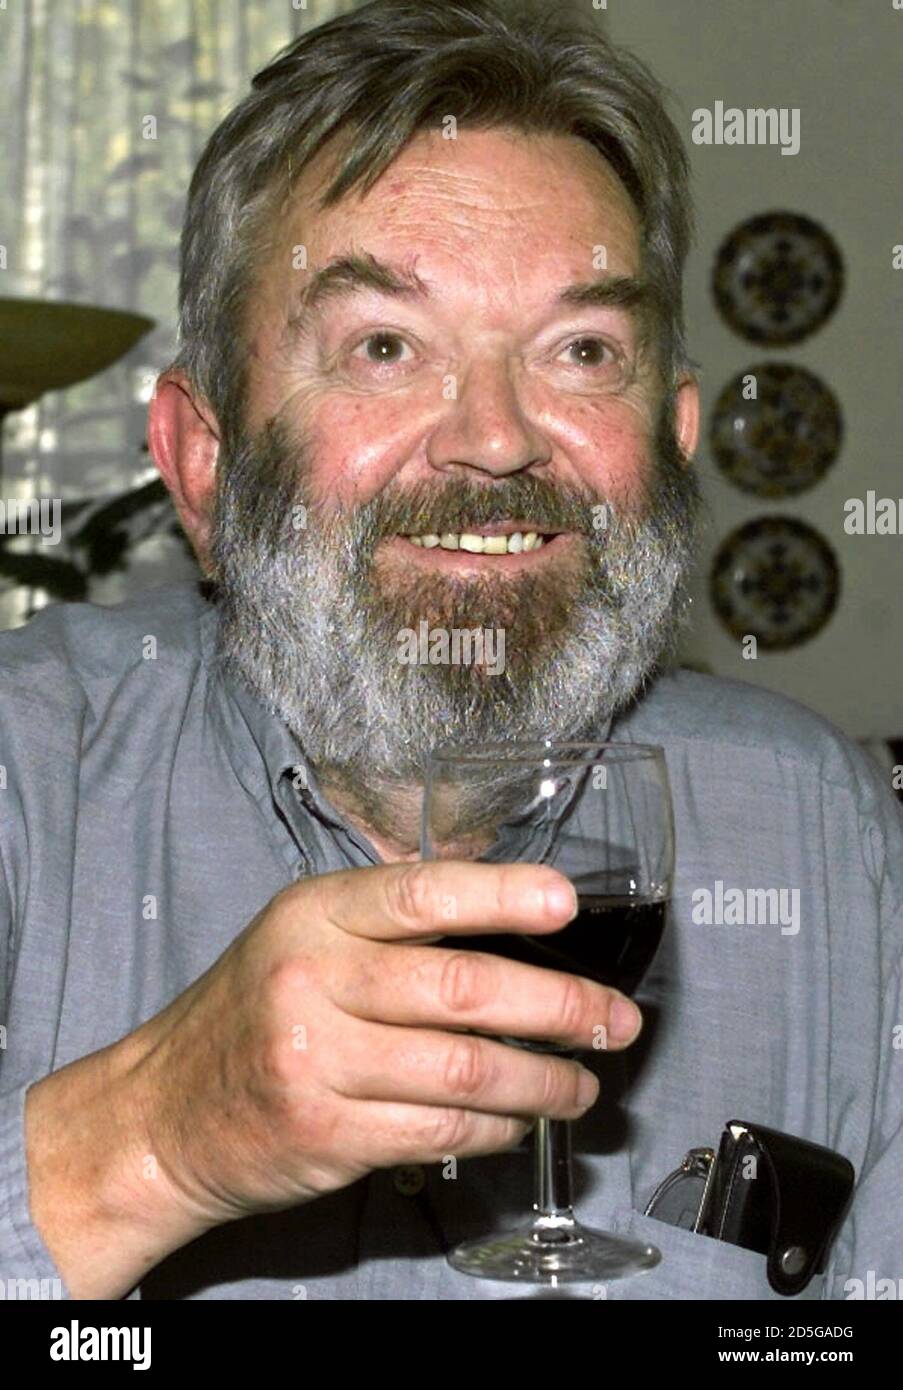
[[208, 401, 702, 845]]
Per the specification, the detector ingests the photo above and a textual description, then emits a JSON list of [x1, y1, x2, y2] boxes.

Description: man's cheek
[[574, 399, 659, 494], [305, 397, 428, 500]]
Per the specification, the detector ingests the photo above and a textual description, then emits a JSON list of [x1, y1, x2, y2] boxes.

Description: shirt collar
[[199, 595, 380, 872]]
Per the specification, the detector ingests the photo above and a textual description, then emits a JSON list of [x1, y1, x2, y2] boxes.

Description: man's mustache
[[333, 475, 610, 552]]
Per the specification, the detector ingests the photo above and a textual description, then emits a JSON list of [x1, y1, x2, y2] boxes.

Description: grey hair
[[170, 0, 695, 443]]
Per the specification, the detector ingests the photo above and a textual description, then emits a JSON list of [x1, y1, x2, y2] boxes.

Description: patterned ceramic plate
[[713, 213, 843, 345], [710, 363, 843, 498], [710, 516, 839, 650]]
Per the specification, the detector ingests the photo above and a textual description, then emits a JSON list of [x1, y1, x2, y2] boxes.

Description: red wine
[[448, 895, 667, 997]]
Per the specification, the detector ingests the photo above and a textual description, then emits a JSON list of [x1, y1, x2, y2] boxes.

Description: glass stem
[[532, 1117, 576, 1225]]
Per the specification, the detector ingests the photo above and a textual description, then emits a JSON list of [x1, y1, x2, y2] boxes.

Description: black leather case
[[696, 1119, 855, 1296]]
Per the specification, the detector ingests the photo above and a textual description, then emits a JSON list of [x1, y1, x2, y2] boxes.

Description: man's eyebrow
[[289, 253, 431, 327], [556, 274, 652, 315], [287, 253, 652, 334]]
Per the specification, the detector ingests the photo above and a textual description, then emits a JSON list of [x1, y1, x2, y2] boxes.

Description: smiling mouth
[[401, 524, 564, 555]]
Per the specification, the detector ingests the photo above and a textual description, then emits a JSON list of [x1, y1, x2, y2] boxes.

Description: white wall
[[604, 0, 903, 737]]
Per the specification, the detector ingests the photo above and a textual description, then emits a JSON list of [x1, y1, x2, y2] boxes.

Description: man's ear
[[673, 374, 700, 464], [147, 370, 221, 574]]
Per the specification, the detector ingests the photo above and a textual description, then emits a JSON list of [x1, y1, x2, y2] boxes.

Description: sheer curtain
[[0, 0, 361, 625]]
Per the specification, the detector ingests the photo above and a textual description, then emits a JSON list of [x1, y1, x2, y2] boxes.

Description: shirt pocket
[[603, 1210, 826, 1301]]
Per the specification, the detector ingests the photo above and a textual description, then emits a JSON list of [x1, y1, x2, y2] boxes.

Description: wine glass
[[421, 740, 673, 1284]]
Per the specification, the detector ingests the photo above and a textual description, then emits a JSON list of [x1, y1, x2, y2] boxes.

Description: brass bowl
[[0, 297, 155, 409]]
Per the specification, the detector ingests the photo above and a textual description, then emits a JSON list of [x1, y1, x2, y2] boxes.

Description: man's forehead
[[284, 125, 642, 267]]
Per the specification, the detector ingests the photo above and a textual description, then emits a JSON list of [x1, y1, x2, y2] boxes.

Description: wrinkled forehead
[[261, 125, 644, 294]]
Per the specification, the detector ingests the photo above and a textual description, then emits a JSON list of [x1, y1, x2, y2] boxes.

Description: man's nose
[[425, 353, 551, 478]]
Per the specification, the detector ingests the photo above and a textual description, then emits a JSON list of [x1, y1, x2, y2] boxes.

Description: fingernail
[[543, 879, 577, 919], [577, 1068, 599, 1108], [609, 997, 641, 1043]]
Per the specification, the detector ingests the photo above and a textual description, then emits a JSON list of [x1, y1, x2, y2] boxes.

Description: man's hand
[[137, 861, 642, 1224], [26, 862, 642, 1296]]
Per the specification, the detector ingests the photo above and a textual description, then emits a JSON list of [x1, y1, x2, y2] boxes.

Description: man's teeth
[[408, 531, 544, 553]]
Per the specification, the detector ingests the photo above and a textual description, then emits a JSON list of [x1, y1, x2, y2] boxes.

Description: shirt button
[[393, 1164, 426, 1196]]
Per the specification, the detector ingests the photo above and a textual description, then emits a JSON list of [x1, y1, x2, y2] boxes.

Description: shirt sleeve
[[0, 862, 143, 1303], [0, 1079, 74, 1298], [822, 747, 903, 1300], [0, 812, 72, 1298], [824, 944, 903, 1299]]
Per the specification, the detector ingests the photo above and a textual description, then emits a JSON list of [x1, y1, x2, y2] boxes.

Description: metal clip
[[644, 1146, 717, 1231]]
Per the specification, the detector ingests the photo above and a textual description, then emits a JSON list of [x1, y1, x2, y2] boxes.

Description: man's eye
[[560, 337, 615, 369], [351, 333, 413, 365]]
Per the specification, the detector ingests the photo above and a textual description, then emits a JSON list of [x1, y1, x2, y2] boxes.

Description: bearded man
[[1, 0, 900, 1303]]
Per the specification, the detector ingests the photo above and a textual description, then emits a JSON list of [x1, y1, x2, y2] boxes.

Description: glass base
[[447, 1216, 661, 1284]]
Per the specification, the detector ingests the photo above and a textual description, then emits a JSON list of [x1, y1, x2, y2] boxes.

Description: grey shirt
[[1, 582, 901, 1301]]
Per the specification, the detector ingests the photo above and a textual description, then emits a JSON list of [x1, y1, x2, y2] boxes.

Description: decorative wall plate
[[713, 213, 843, 345], [710, 363, 843, 498], [710, 516, 839, 650]]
